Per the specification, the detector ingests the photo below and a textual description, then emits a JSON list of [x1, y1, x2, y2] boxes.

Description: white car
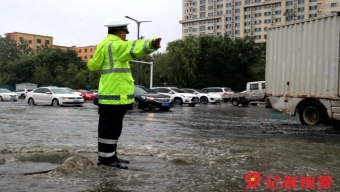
[[25, 87, 84, 106], [181, 88, 222, 104], [0, 89, 18, 102], [59, 87, 83, 97], [151, 87, 200, 106]]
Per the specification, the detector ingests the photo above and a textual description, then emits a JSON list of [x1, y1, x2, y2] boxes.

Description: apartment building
[[4, 32, 96, 61], [180, 0, 340, 42], [74, 45, 97, 61], [5, 32, 53, 50]]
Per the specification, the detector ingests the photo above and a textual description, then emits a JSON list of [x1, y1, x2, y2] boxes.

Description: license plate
[[162, 103, 170, 107], [194, 99, 199, 102], [73, 100, 80, 103]]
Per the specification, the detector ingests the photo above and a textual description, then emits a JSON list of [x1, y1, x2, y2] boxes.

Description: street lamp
[[125, 16, 152, 85]]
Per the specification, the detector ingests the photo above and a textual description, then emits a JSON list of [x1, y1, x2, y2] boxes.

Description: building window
[[265, 12, 271, 16], [309, 0, 317, 2], [286, 9, 293, 13], [193, 22, 198, 25], [309, 5, 317, 10], [276, 3, 281, 7], [297, 15, 304, 19], [255, 0, 261, 2], [264, 19, 271, 23], [208, 33, 213, 36], [193, 15, 197, 19], [276, 10, 281, 14], [298, 0, 304, 4], [217, 4, 223, 8], [37, 39, 41, 43], [226, 17, 232, 21], [235, 16, 240, 20], [200, 6, 205, 11], [226, 24, 232, 28], [255, 28, 261, 32], [28, 40, 32, 44], [226, 31, 231, 35], [245, 29, 251, 33], [226, 10, 231, 14], [192, 28, 198, 32], [286, 1, 293, 5], [199, 26, 205, 31], [235, 23, 240, 27], [217, 18, 222, 22], [245, 7, 251, 11], [236, 1, 242, 6], [200, 0, 206, 4], [298, 7, 304, 12], [78, 49, 81, 53], [208, 26, 214, 30], [208, 12, 213, 16], [255, 6, 261, 10], [245, 14, 251, 18], [208, 19, 214, 23], [217, 32, 221, 35], [235, 8, 240, 13], [245, 22, 251, 26], [208, 5, 214, 10], [200, 13, 205, 17], [200, 21, 205, 24], [193, 8, 198, 12], [90, 48, 93, 52], [216, 25, 221, 29], [255, 35, 261, 39], [226, 3, 231, 7], [245, 0, 251, 4], [208, 0, 214, 3], [90, 55, 93, 58], [235, 30, 240, 34], [184, 29, 189, 33], [19, 37, 24, 42], [309, 14, 317, 18], [45, 40, 50, 45], [275, 18, 281, 22], [264, 5, 271, 9], [331, 3, 337, 7], [255, 13, 261, 17], [217, 11, 223, 15], [193, 2, 197, 5], [85, 56, 87, 59]]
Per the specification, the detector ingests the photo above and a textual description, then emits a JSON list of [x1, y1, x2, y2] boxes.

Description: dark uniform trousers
[[98, 104, 131, 163]]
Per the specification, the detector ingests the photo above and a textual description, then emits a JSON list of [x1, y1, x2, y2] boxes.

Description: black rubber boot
[[97, 161, 128, 169], [115, 152, 130, 164]]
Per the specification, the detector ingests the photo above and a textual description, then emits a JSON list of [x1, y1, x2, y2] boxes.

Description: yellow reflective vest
[[87, 34, 158, 105]]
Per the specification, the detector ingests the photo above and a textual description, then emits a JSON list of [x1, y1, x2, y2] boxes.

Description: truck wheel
[[298, 101, 326, 125], [200, 96, 208, 104], [241, 100, 249, 106], [231, 98, 240, 106]]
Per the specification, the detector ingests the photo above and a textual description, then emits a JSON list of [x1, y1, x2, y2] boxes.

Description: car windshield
[[172, 88, 186, 93], [195, 89, 207, 93], [50, 88, 73, 94], [135, 86, 155, 94], [0, 89, 11, 93]]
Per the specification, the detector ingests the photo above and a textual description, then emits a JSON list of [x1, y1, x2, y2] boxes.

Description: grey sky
[[0, 0, 182, 53]]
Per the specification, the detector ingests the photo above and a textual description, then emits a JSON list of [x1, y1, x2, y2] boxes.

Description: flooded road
[[0, 100, 339, 192]]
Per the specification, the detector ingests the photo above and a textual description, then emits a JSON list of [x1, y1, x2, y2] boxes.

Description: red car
[[75, 89, 95, 101]]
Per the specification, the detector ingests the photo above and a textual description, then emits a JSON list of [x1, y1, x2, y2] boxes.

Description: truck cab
[[246, 81, 266, 102]]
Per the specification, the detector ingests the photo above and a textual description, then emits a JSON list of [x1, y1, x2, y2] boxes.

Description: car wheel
[[0, 96, 3, 101], [174, 98, 182, 106], [28, 98, 35, 106], [200, 96, 209, 104], [52, 99, 59, 106], [231, 98, 240, 106], [133, 100, 140, 110]]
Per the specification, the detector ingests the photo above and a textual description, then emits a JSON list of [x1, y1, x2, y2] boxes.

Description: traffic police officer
[[87, 21, 161, 169]]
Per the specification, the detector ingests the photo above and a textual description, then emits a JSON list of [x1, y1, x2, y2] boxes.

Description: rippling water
[[0, 100, 339, 191]]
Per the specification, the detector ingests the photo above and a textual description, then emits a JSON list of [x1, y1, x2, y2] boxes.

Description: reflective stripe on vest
[[97, 94, 134, 101], [101, 41, 131, 75]]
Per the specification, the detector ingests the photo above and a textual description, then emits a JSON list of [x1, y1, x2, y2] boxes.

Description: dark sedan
[[134, 85, 174, 111]]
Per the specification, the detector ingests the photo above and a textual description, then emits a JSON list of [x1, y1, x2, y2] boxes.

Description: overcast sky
[[0, 0, 182, 53]]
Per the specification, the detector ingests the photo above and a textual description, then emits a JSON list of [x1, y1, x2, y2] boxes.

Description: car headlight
[[141, 96, 155, 100]]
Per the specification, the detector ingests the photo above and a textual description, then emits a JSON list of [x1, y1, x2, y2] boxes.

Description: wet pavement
[[0, 100, 339, 192]]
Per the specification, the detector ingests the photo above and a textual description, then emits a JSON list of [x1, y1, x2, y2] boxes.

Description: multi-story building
[[4, 32, 96, 61], [73, 45, 97, 61], [5, 32, 53, 50], [180, 0, 340, 42]]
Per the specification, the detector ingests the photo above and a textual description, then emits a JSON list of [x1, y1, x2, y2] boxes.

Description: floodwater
[[0, 100, 339, 192]]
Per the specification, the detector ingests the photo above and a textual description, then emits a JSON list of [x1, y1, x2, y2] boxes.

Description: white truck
[[229, 81, 266, 106], [265, 13, 340, 126]]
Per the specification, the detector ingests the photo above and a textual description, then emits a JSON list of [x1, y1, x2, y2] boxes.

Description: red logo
[[245, 172, 332, 190]]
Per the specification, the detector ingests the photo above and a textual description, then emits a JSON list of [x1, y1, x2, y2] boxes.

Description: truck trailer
[[265, 13, 340, 126]]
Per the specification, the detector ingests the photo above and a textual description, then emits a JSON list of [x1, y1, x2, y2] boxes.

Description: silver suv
[[14, 89, 33, 99], [202, 87, 234, 102]]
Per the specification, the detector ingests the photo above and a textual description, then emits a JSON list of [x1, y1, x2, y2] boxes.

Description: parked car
[[25, 87, 84, 106], [151, 87, 200, 106], [202, 87, 234, 102], [134, 85, 174, 110], [74, 89, 96, 101], [181, 88, 222, 104], [59, 87, 82, 97], [0, 89, 18, 102], [14, 89, 32, 99], [90, 89, 98, 95]]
